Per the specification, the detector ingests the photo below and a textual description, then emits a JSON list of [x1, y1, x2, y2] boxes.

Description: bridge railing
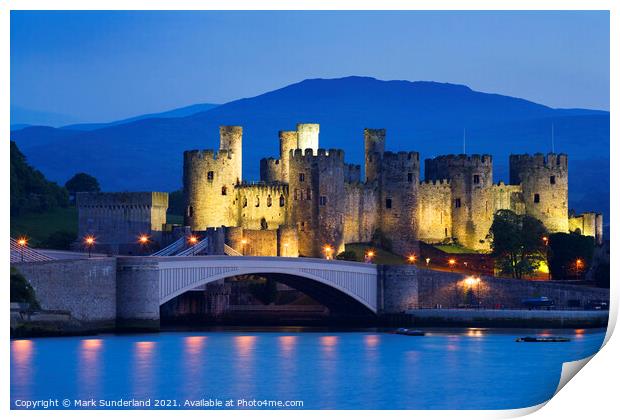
[[10, 238, 54, 263], [224, 244, 242, 256], [150, 236, 187, 256], [176, 237, 210, 256]]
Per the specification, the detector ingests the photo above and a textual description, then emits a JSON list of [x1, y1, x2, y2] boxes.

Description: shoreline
[[11, 309, 609, 338]]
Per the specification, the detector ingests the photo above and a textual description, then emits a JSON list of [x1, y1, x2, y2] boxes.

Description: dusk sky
[[11, 10, 609, 124]]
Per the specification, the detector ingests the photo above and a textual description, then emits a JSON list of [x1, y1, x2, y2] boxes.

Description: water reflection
[[133, 341, 156, 398], [78, 339, 103, 398], [11, 340, 34, 397], [182, 336, 207, 399], [233, 336, 257, 399]]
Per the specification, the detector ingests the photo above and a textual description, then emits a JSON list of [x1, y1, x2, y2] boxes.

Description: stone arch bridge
[[116, 256, 379, 326]]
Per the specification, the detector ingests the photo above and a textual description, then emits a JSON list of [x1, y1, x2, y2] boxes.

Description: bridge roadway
[[116, 255, 380, 323]]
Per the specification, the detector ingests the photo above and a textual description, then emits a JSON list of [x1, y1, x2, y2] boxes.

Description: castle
[[180, 124, 603, 258]]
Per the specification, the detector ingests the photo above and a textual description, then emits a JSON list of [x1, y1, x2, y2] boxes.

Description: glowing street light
[[542, 236, 549, 246], [575, 259, 585, 278], [448, 258, 456, 272], [138, 234, 150, 253], [365, 250, 375, 263], [425, 257, 431, 267], [324, 245, 333, 260], [240, 238, 248, 255], [407, 254, 417, 264], [17, 237, 28, 262], [84, 235, 96, 258], [464, 276, 482, 307]]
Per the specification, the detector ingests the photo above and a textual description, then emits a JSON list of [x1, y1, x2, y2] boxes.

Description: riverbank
[[11, 309, 609, 338], [387, 309, 609, 328]]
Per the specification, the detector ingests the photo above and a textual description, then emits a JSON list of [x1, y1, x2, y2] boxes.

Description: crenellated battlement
[[236, 182, 289, 195], [419, 179, 450, 186], [426, 153, 493, 166], [382, 151, 420, 162], [184, 149, 236, 163], [289, 148, 345, 161], [509, 153, 568, 169]]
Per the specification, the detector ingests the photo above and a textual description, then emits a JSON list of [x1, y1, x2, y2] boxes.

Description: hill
[[10, 76, 609, 224]]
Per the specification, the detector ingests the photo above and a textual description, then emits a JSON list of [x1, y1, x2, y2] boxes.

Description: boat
[[515, 336, 570, 342], [394, 328, 425, 336]]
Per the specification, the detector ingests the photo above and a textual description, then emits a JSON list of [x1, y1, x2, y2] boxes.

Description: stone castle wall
[[569, 212, 604, 245], [417, 180, 452, 243], [183, 126, 243, 230], [235, 183, 288, 230], [77, 192, 168, 253], [510, 153, 569, 233], [377, 151, 420, 256], [343, 183, 378, 244], [425, 154, 494, 250]]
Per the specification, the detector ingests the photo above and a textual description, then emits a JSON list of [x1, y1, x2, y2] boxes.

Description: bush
[[10, 268, 40, 310], [548, 232, 594, 280], [371, 229, 392, 252], [336, 250, 359, 262], [40, 230, 77, 250], [594, 262, 610, 288]]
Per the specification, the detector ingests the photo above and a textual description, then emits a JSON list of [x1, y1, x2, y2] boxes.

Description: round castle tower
[[378, 151, 420, 256], [183, 126, 243, 230], [287, 148, 346, 257], [425, 154, 493, 250], [364, 128, 386, 183], [509, 153, 568, 233]]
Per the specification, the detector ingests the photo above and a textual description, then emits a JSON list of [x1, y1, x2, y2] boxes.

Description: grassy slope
[[11, 207, 77, 246], [344, 243, 407, 265], [434, 244, 482, 254]]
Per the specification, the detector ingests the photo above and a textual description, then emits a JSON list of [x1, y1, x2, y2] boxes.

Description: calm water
[[11, 328, 605, 410]]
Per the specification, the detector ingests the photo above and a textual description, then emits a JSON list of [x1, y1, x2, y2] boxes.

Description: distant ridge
[[10, 76, 609, 223], [61, 102, 220, 131]]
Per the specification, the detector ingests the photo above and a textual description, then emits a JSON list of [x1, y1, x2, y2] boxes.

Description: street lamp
[[188, 235, 199, 255], [575, 259, 584, 278], [324, 245, 333, 260], [241, 238, 248, 255], [84, 235, 96, 258], [425, 257, 431, 267], [365, 250, 375, 263], [464, 276, 482, 307], [448, 258, 456, 272], [138, 234, 150, 253], [407, 254, 417, 264], [17, 237, 28, 262]]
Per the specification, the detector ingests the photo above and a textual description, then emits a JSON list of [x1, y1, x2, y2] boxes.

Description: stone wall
[[569, 212, 604, 245], [509, 153, 569, 233], [77, 191, 168, 253], [12, 258, 117, 327], [380, 265, 609, 313], [183, 126, 242, 230], [418, 180, 452, 243], [235, 183, 288, 230], [116, 257, 160, 329], [343, 183, 378, 244]]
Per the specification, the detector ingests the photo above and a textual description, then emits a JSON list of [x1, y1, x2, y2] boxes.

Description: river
[[10, 328, 605, 410]]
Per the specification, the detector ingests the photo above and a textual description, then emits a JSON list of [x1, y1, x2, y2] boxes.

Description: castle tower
[[279, 130, 298, 182], [287, 148, 346, 257], [296, 123, 320, 153], [377, 151, 420, 256], [425, 154, 494, 250], [219, 126, 242, 184], [509, 153, 568, 233], [364, 128, 386, 183], [183, 126, 243, 230]]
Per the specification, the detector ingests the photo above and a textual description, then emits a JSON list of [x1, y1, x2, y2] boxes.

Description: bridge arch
[[157, 256, 378, 314]]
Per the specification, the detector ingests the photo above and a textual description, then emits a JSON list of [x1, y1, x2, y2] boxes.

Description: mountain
[[61, 102, 220, 131], [10, 76, 609, 225], [10, 105, 81, 128]]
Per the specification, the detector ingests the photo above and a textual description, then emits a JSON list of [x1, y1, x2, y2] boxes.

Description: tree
[[488, 209, 548, 279], [10, 268, 40, 309], [336, 250, 359, 262], [65, 172, 100, 201], [10, 141, 69, 216], [40, 230, 77, 250], [547, 232, 594, 280]]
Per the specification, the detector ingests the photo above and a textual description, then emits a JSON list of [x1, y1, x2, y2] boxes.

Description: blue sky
[[11, 10, 609, 123]]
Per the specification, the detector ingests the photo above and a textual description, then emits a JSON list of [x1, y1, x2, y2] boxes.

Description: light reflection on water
[[10, 329, 605, 410]]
